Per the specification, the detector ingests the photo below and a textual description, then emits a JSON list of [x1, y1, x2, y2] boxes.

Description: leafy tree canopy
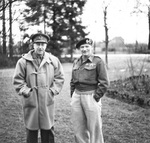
[[20, 0, 88, 57]]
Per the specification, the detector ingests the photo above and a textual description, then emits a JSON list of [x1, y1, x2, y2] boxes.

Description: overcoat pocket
[[22, 90, 36, 108], [47, 89, 54, 106]]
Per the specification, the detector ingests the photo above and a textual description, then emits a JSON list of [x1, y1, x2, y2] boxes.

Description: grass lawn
[[0, 54, 150, 143]]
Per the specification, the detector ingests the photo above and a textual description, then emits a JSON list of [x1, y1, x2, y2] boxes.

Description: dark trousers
[[26, 127, 55, 143]]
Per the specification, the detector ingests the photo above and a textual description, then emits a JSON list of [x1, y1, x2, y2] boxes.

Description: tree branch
[[0, 0, 22, 12]]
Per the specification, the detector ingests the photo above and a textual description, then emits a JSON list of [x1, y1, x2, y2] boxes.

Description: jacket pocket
[[22, 90, 36, 108], [84, 64, 96, 70], [81, 65, 97, 80], [47, 89, 54, 106]]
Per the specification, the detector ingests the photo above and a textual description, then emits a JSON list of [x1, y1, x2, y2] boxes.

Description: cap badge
[[86, 39, 92, 45], [34, 35, 47, 43]]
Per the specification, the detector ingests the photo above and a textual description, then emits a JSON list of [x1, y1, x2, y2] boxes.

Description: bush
[[101, 47, 117, 52], [0, 54, 19, 68], [106, 74, 150, 108], [125, 43, 149, 54]]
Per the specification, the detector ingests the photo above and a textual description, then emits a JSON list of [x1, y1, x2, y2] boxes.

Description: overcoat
[[13, 50, 64, 130]]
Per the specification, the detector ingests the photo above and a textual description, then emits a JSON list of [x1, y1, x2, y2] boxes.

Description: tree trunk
[[69, 36, 73, 61], [9, 0, 13, 58], [69, 22, 73, 61], [69, 1, 74, 61], [148, 7, 150, 50], [2, 0, 7, 55], [104, 7, 109, 68]]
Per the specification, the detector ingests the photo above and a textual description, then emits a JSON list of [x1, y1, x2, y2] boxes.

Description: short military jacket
[[70, 55, 109, 97]]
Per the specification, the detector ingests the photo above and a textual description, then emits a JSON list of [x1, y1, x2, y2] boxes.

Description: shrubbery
[[106, 56, 150, 108], [106, 75, 150, 108], [0, 54, 19, 68], [125, 43, 149, 54]]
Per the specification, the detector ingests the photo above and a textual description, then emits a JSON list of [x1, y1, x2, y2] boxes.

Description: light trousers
[[71, 90, 104, 143]]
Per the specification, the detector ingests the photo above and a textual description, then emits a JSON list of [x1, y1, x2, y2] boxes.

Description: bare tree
[[103, 6, 109, 67], [102, 0, 111, 68], [133, 0, 150, 50], [9, 0, 13, 57], [148, 4, 150, 50], [2, 0, 6, 55]]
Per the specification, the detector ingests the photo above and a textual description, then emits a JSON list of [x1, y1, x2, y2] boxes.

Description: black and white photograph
[[0, 0, 150, 143]]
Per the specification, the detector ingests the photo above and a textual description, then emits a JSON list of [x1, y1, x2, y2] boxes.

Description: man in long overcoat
[[13, 33, 65, 143]]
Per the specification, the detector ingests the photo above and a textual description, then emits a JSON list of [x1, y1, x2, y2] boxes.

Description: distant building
[[95, 37, 126, 53], [109, 37, 125, 49]]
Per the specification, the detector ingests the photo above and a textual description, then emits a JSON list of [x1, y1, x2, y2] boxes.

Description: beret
[[76, 38, 93, 49], [31, 33, 50, 43]]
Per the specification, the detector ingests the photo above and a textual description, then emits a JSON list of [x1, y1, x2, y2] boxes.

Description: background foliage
[[0, 0, 88, 60]]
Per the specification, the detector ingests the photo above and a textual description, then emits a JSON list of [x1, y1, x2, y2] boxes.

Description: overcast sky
[[1, 0, 149, 44], [82, 0, 149, 43]]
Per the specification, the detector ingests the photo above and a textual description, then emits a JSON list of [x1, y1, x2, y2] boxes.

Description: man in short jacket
[[70, 38, 109, 143]]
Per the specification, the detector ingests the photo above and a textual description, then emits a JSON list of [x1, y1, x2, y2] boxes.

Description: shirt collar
[[88, 55, 94, 62], [32, 51, 45, 59], [79, 54, 94, 63]]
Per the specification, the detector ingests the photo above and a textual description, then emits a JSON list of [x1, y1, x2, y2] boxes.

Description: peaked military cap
[[31, 33, 50, 43], [76, 38, 93, 49]]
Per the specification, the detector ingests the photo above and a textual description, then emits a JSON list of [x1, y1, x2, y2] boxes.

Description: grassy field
[[0, 54, 150, 143]]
